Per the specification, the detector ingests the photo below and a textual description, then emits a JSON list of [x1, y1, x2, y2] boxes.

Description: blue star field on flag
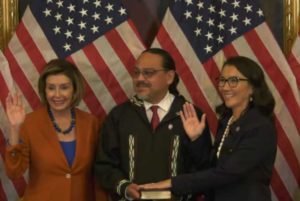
[[170, 0, 265, 62], [30, 0, 128, 58]]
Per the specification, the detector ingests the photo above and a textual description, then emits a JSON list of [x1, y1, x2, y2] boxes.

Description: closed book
[[140, 190, 171, 200]]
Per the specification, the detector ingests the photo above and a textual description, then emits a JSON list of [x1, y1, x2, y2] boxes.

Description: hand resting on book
[[139, 179, 172, 190]]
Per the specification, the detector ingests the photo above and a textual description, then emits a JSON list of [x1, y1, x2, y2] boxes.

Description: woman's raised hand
[[180, 102, 206, 141], [6, 92, 26, 128]]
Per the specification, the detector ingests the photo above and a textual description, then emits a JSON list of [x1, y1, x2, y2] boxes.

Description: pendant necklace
[[48, 107, 76, 135]]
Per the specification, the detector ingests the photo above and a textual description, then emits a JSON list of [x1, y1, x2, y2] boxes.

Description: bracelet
[[10, 150, 17, 157], [5, 139, 21, 157]]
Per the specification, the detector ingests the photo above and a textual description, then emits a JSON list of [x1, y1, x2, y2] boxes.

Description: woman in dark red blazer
[[5, 59, 108, 201], [140, 56, 277, 201]]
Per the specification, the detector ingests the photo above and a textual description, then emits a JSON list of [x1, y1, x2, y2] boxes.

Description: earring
[[249, 96, 253, 102]]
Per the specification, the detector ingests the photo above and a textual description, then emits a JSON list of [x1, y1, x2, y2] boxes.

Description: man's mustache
[[135, 81, 151, 88]]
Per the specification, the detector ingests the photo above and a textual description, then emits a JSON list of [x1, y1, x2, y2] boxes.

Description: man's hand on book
[[125, 183, 141, 200]]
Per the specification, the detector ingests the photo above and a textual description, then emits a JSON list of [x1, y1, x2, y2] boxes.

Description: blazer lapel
[[71, 109, 81, 170], [71, 109, 91, 170], [40, 107, 70, 168]]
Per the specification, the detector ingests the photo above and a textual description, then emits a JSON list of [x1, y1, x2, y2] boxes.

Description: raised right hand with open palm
[[179, 102, 206, 141], [6, 92, 26, 145]]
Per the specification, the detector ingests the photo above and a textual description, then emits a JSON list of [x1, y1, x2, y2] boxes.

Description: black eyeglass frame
[[216, 76, 248, 88], [131, 67, 167, 79]]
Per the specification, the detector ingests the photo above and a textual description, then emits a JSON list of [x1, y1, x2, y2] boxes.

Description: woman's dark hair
[[216, 56, 275, 119], [38, 58, 85, 108], [142, 48, 179, 95]]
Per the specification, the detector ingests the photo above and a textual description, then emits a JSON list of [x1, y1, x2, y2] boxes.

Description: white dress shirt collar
[[144, 91, 174, 111]]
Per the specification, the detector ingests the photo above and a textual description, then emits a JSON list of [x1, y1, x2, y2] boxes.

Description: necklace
[[48, 107, 76, 135], [216, 116, 234, 158]]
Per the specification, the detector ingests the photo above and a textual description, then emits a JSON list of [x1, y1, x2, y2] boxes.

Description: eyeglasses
[[131, 68, 166, 79], [216, 76, 248, 88]]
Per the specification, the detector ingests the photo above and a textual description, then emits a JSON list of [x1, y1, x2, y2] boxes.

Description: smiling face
[[45, 74, 74, 113], [218, 64, 253, 118], [132, 52, 175, 104]]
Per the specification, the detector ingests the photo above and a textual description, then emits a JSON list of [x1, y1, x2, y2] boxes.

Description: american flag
[[0, 51, 15, 201], [1, 0, 300, 200], [151, 0, 300, 200], [0, 0, 145, 200], [288, 32, 300, 95]]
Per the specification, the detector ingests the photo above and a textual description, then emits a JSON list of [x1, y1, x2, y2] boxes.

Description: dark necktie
[[150, 105, 160, 130]]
